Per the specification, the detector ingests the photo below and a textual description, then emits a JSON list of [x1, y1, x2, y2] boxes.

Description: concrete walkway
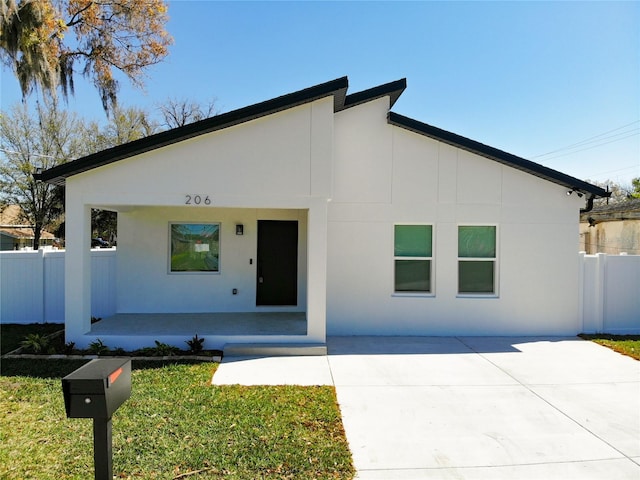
[[212, 336, 640, 479]]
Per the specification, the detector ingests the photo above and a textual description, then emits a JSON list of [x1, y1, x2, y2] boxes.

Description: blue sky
[[1, 1, 638, 186]]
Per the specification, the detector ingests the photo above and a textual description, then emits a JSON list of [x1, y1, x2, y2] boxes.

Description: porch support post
[[306, 96, 332, 344], [65, 193, 92, 345], [306, 197, 328, 343]]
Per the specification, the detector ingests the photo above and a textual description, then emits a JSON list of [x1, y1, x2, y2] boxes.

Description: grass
[[579, 334, 640, 361], [0, 325, 355, 480]]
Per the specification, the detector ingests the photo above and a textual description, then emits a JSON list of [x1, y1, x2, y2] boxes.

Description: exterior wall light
[[236, 224, 244, 235]]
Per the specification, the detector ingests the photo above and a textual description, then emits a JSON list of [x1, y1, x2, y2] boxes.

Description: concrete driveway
[[212, 337, 640, 479]]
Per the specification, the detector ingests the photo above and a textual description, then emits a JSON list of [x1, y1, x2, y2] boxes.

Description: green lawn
[[0, 325, 354, 479]]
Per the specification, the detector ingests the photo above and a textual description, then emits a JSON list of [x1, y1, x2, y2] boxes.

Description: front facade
[[36, 77, 607, 350]]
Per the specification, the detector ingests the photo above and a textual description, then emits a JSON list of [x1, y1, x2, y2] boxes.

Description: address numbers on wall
[[185, 194, 211, 205]]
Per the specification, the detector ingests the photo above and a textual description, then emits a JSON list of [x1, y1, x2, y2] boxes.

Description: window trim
[[392, 223, 435, 297], [168, 222, 221, 275], [456, 224, 499, 298]]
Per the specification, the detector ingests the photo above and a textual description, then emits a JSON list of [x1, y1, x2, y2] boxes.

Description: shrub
[[20, 334, 49, 353], [87, 339, 109, 355], [139, 340, 180, 357], [186, 334, 205, 354]]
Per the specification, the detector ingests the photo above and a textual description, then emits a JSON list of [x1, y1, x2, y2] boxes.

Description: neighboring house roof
[[0, 204, 22, 224], [0, 227, 56, 240], [0, 205, 56, 240], [580, 198, 640, 223], [34, 76, 608, 199]]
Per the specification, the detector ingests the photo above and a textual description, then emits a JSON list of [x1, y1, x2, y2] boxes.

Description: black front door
[[256, 220, 298, 306]]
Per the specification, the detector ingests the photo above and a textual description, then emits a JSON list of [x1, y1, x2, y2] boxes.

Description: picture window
[[169, 223, 220, 273]]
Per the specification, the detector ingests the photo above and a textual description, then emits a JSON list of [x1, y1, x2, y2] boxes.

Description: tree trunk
[[33, 224, 42, 250]]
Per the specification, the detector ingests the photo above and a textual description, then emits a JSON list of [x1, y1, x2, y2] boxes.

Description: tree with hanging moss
[[0, 0, 172, 113]]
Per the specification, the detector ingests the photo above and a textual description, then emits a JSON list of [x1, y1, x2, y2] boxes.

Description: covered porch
[[65, 201, 329, 350], [51, 87, 335, 351]]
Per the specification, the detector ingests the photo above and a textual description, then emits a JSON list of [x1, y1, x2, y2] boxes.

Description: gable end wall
[[327, 101, 582, 335], [68, 99, 334, 205]]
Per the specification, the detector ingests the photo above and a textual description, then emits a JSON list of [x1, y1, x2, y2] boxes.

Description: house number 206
[[185, 194, 211, 205]]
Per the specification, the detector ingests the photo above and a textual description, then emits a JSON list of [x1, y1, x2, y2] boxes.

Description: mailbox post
[[62, 359, 132, 480]]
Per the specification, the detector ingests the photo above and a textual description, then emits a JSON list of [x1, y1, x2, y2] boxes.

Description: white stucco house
[[35, 77, 608, 352]]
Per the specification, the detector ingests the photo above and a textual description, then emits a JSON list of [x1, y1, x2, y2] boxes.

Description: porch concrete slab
[[91, 312, 307, 336], [211, 355, 333, 386]]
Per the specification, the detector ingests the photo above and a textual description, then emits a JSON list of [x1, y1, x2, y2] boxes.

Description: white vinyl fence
[[0, 249, 116, 324], [580, 253, 640, 334], [1, 250, 638, 334]]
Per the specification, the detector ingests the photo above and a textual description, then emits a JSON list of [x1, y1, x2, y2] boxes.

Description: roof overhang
[[340, 78, 406, 111]]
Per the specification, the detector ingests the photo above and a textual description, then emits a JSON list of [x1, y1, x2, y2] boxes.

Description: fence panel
[[91, 250, 117, 319], [581, 253, 640, 334], [43, 251, 65, 323], [0, 251, 44, 323], [603, 254, 640, 333], [0, 249, 116, 324], [580, 254, 600, 333]]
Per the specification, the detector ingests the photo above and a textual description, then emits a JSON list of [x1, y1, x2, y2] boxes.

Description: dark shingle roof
[[34, 76, 608, 198]]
